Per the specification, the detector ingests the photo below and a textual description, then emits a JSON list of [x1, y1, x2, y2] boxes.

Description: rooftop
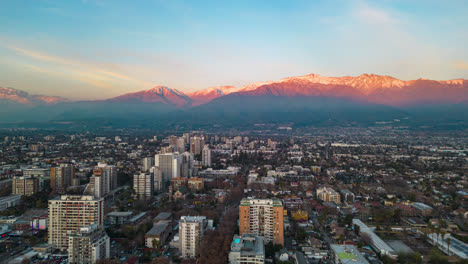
[[146, 221, 170, 236], [331, 244, 369, 264], [230, 234, 265, 257], [108, 211, 133, 217], [154, 212, 172, 221], [240, 198, 283, 207]]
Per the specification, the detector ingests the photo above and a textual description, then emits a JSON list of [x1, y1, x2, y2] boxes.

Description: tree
[[354, 224, 360, 235], [265, 242, 283, 259], [152, 238, 161, 249]]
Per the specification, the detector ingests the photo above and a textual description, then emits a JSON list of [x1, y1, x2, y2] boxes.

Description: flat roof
[[130, 212, 147, 222], [108, 211, 133, 217], [146, 222, 170, 236], [154, 212, 172, 220], [428, 234, 468, 259], [331, 244, 369, 264], [353, 219, 396, 256], [231, 234, 264, 256]]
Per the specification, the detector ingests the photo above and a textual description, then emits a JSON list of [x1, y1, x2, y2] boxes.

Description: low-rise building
[[229, 234, 265, 264], [12, 176, 39, 196], [107, 212, 133, 225], [317, 187, 341, 204], [330, 244, 369, 264], [145, 221, 171, 248], [412, 202, 433, 216], [0, 195, 21, 211], [352, 219, 396, 258], [153, 212, 172, 223], [188, 177, 204, 191]]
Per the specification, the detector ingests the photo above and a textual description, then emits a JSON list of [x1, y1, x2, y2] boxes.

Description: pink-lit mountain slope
[[0, 87, 68, 105], [206, 74, 467, 106], [108, 86, 192, 107]]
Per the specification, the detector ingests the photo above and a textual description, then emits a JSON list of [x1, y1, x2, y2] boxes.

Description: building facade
[[239, 198, 284, 246], [317, 187, 341, 204], [48, 195, 104, 251], [68, 224, 110, 264], [142, 157, 155, 172], [179, 216, 207, 258], [155, 153, 182, 182], [133, 172, 154, 200], [12, 176, 38, 196], [0, 195, 22, 211], [202, 145, 212, 167], [50, 164, 74, 194]]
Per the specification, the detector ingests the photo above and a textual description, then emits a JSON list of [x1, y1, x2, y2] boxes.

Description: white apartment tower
[[48, 195, 104, 251], [202, 145, 212, 167], [84, 162, 118, 198], [133, 172, 154, 200], [68, 224, 110, 264], [179, 216, 207, 258], [155, 153, 182, 181], [142, 157, 155, 172]]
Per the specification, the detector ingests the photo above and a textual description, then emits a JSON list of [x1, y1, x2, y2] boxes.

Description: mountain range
[[1, 73, 467, 129]]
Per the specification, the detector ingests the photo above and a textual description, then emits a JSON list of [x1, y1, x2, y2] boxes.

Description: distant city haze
[[0, 0, 467, 100]]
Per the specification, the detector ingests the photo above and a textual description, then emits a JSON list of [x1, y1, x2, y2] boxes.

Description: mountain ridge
[[0, 87, 68, 105], [2, 73, 467, 108]]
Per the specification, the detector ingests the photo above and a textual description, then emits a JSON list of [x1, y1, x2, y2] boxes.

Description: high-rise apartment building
[[179, 216, 207, 258], [169, 135, 178, 146], [316, 187, 341, 204], [12, 176, 38, 196], [151, 166, 163, 191], [48, 195, 104, 251], [229, 234, 265, 264], [202, 145, 212, 167], [133, 172, 153, 200], [23, 167, 49, 191], [95, 162, 118, 191], [142, 157, 155, 172], [190, 137, 204, 155], [239, 198, 284, 246], [176, 138, 186, 153], [68, 224, 110, 264], [84, 163, 118, 198], [50, 164, 74, 194], [155, 153, 182, 181], [181, 152, 195, 178]]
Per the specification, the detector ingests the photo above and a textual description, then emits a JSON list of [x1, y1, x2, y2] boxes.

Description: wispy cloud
[[455, 61, 468, 70], [4, 44, 153, 89], [355, 2, 393, 25]]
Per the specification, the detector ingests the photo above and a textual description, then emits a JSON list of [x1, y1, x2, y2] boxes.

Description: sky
[[0, 0, 467, 100]]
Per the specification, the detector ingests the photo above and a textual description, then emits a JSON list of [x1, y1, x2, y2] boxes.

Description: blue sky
[[0, 0, 467, 99]]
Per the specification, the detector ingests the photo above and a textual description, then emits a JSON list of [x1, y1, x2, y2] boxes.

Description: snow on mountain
[[108, 86, 192, 107], [0, 87, 68, 105], [187, 86, 237, 106]]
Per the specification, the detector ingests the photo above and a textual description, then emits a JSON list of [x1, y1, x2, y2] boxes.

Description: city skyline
[[1, 0, 467, 100]]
